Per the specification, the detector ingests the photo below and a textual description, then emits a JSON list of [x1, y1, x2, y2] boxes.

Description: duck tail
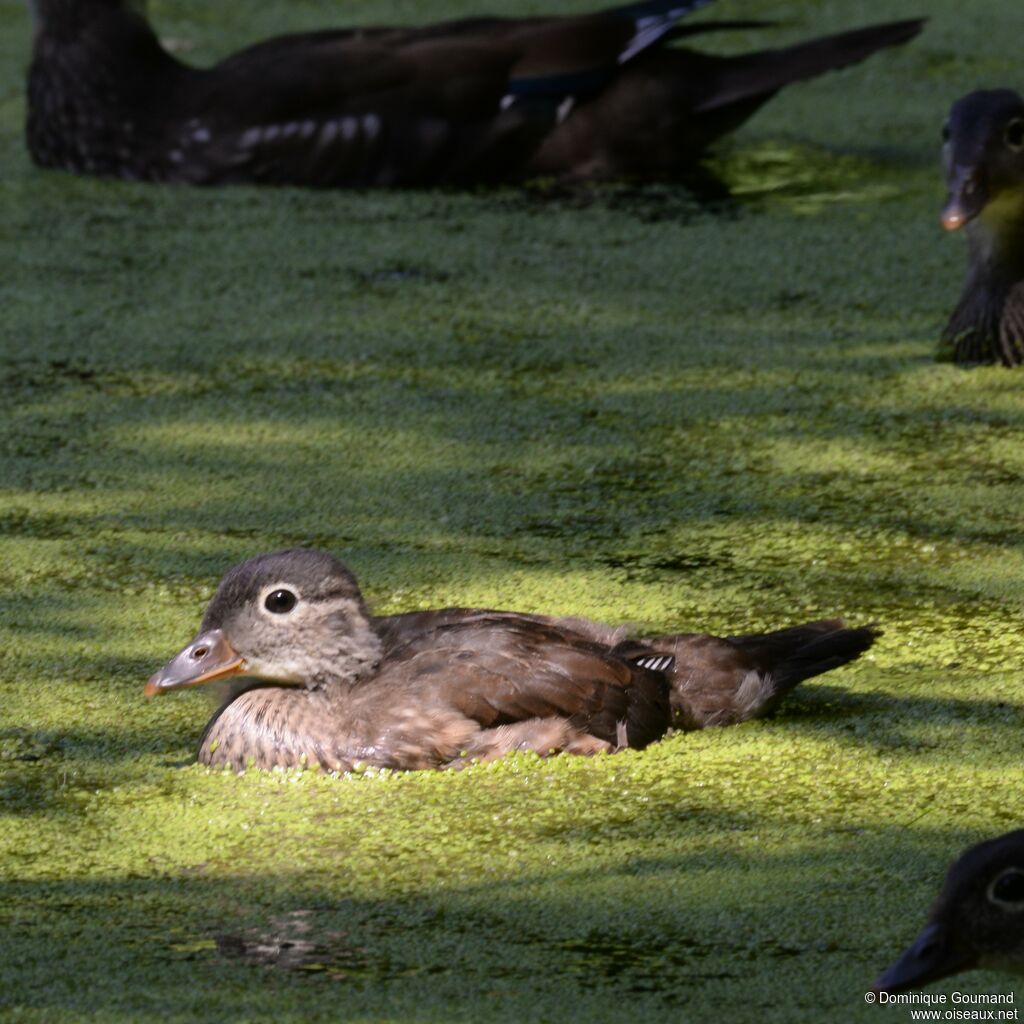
[[728, 619, 880, 693], [638, 619, 879, 730], [694, 18, 925, 113]]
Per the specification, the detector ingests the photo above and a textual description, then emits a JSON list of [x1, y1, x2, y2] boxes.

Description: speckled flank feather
[[999, 285, 1024, 365], [943, 277, 1010, 364], [24, 0, 923, 188], [942, 268, 1024, 366]]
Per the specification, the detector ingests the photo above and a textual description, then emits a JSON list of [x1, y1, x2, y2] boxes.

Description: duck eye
[[941, 123, 951, 143], [989, 868, 1024, 907], [1005, 119, 1024, 150], [264, 589, 297, 614]]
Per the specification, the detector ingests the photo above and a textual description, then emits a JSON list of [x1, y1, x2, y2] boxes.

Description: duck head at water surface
[[941, 90, 1024, 365], [145, 549, 383, 698], [25, 0, 923, 190], [146, 548, 878, 773], [875, 830, 1024, 992]]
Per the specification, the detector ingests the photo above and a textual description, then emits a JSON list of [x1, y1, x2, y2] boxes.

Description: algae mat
[[3, 0, 1024, 1020]]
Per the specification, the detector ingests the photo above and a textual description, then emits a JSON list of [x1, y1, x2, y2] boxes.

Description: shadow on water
[[0, 826, 995, 1021], [6, 330, 1017, 562]]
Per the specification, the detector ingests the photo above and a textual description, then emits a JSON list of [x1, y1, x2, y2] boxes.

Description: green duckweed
[[2, 1, 1023, 1020]]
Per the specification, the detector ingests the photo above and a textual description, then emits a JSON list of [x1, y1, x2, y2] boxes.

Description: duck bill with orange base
[[144, 629, 246, 696]]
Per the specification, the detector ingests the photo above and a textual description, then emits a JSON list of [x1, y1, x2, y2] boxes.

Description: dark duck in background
[[25, 0, 923, 189], [874, 830, 1024, 993], [145, 548, 879, 772], [941, 90, 1024, 365]]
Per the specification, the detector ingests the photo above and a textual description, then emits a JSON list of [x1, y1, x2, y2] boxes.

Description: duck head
[[942, 90, 1024, 236], [874, 830, 1024, 993], [145, 549, 383, 698]]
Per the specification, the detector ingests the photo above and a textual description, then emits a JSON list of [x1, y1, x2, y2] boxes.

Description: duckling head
[[144, 548, 383, 698], [874, 830, 1024, 993], [942, 89, 1024, 237]]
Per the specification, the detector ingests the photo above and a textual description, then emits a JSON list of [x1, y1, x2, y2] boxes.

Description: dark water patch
[[212, 909, 375, 978], [599, 550, 724, 583], [503, 180, 719, 225], [0, 724, 200, 818], [349, 262, 451, 288], [0, 507, 85, 540], [0, 415, 86, 459], [0, 357, 101, 390], [0, 825, 997, 1018], [524, 924, 852, 997], [550, 929, 755, 993], [772, 289, 814, 310], [512, 513, 625, 544], [779, 687, 1024, 757], [0, 729, 64, 764]]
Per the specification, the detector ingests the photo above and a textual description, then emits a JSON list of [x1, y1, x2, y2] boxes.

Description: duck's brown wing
[[372, 606, 628, 653], [375, 616, 671, 752], [373, 608, 507, 652], [165, 1, 713, 186]]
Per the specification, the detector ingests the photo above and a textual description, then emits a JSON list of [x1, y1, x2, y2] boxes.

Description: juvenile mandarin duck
[[874, 831, 1024, 992], [25, 0, 923, 188], [941, 90, 1024, 365], [144, 548, 878, 772]]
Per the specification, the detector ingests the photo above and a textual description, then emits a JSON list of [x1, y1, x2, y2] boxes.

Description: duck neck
[[309, 607, 385, 688], [967, 196, 1024, 283], [945, 209, 1024, 365]]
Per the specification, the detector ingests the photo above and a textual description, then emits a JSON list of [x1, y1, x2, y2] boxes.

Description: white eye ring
[[259, 583, 301, 615], [987, 867, 1024, 909]]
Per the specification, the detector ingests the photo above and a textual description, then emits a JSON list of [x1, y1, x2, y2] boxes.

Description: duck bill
[[942, 165, 987, 231], [144, 628, 246, 696], [873, 922, 978, 994]]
